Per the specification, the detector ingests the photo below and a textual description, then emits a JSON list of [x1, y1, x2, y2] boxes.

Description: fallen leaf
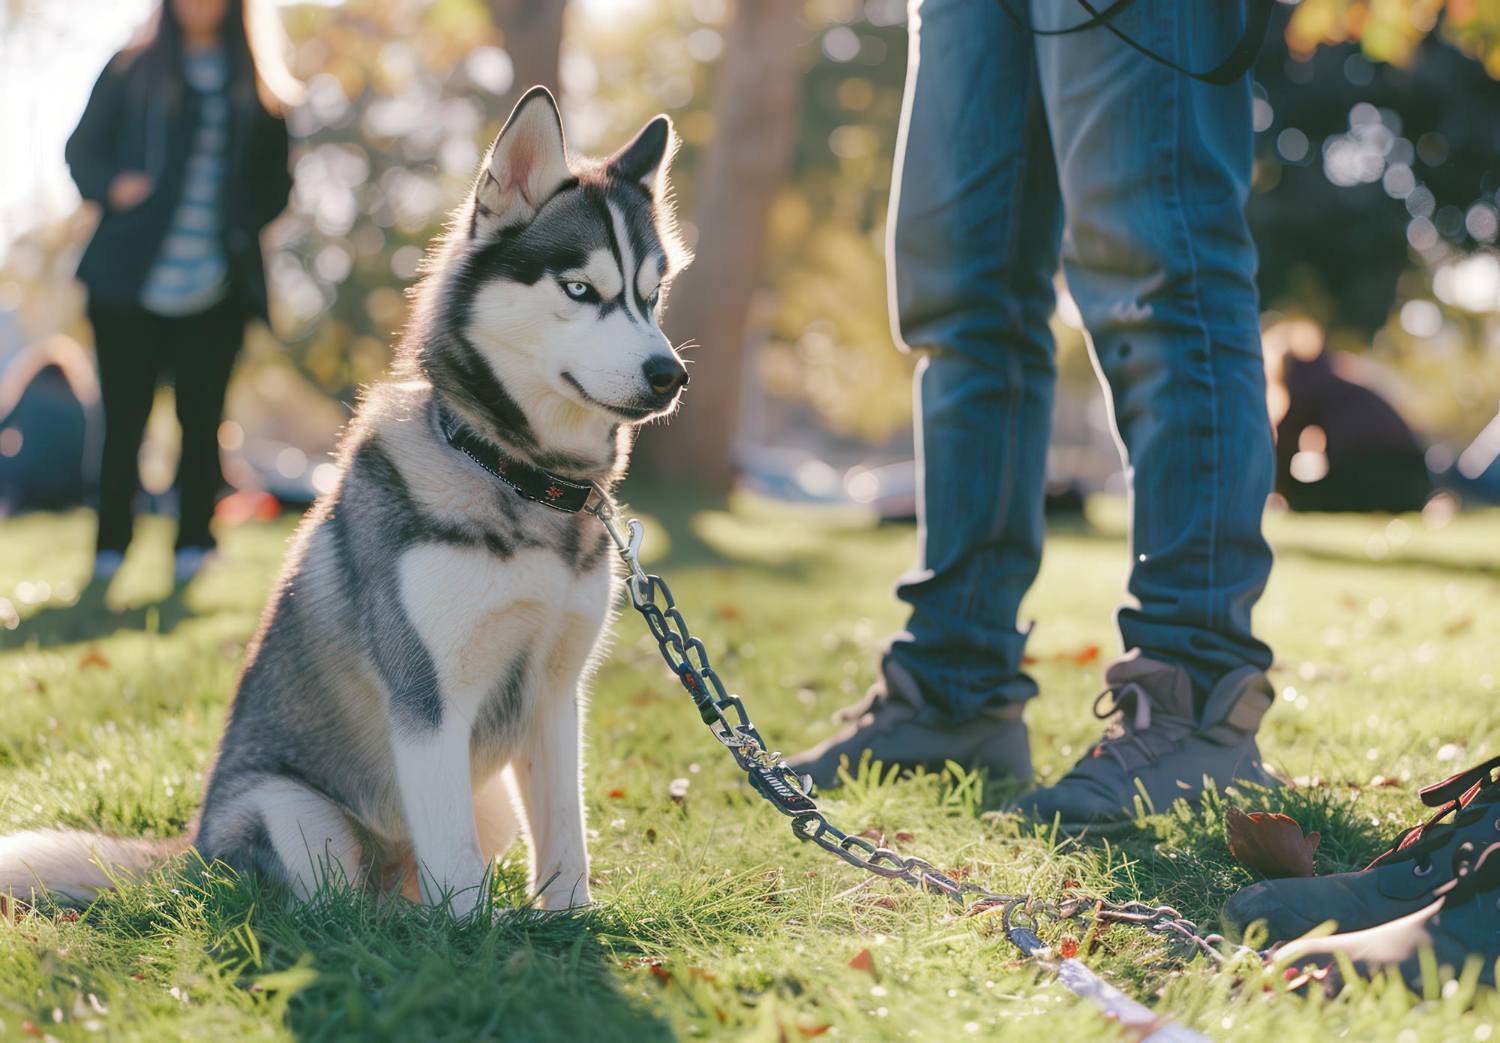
[[848, 948, 875, 975], [649, 964, 672, 984], [858, 829, 882, 841], [607, 789, 626, 800], [1056, 644, 1100, 666], [716, 604, 741, 620], [1225, 805, 1320, 878], [21, 1021, 43, 1038], [80, 649, 110, 669], [798, 1026, 832, 1038], [894, 831, 914, 843], [1058, 934, 1079, 959]]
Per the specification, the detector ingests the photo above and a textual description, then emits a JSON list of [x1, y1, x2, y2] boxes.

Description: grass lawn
[[2, 491, 1499, 1041]]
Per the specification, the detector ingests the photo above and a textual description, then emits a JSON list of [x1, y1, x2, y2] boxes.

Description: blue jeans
[[885, 0, 1275, 719]]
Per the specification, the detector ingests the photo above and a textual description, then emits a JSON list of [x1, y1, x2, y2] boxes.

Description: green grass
[[2, 492, 1499, 1041]]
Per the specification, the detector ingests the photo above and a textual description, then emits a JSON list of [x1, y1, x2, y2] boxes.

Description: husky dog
[[0, 87, 691, 917]]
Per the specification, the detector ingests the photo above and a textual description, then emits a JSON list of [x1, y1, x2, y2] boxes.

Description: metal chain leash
[[585, 488, 1241, 968]]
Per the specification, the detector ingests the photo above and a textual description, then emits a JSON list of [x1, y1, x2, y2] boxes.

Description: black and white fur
[[0, 87, 691, 917]]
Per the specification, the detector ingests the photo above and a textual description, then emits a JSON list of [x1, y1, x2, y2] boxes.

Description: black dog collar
[[436, 402, 593, 513]]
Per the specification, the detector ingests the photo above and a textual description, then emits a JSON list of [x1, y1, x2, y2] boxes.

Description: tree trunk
[[486, 0, 566, 117], [637, 0, 807, 490]]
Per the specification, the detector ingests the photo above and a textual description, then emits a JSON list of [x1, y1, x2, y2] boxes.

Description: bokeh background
[[1, 0, 1499, 528]]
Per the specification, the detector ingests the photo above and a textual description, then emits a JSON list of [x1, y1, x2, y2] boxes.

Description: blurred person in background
[[790, 0, 1282, 831], [1264, 316, 1431, 515], [65, 0, 296, 584]]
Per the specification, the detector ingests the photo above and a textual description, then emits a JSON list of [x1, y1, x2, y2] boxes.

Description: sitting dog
[[0, 87, 691, 917]]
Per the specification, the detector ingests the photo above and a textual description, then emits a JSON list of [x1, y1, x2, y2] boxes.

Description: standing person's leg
[[90, 305, 164, 567], [169, 297, 245, 558], [789, 0, 1063, 787], [1017, 0, 1277, 829]]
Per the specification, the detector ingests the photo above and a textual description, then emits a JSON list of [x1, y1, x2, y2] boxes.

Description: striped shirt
[[139, 46, 230, 317]]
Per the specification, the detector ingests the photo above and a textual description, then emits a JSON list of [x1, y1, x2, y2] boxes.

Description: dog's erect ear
[[608, 115, 677, 193], [472, 86, 571, 238]]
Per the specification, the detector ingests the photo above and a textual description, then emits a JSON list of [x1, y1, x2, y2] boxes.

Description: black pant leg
[[89, 305, 164, 555], [168, 298, 245, 550]]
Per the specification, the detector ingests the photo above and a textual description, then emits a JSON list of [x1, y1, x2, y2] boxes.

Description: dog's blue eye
[[563, 281, 592, 300]]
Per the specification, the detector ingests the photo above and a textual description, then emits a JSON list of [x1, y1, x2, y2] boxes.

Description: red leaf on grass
[[1225, 805, 1319, 878], [1058, 935, 1079, 959], [607, 789, 626, 800], [80, 649, 110, 669], [21, 1021, 43, 1038], [1055, 644, 1100, 666], [848, 948, 875, 974], [798, 1026, 832, 1038]]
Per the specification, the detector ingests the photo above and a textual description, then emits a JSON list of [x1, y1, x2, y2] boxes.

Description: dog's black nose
[[642, 355, 689, 397]]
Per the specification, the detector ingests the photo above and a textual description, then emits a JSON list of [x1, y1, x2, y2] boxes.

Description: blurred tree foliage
[[6, 0, 1498, 466], [264, 0, 1499, 456]]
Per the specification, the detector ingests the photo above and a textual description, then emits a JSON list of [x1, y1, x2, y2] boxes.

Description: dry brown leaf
[[1225, 805, 1320, 878], [79, 649, 110, 669], [848, 948, 875, 974]]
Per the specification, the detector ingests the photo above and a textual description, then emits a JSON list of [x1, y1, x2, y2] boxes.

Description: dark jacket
[[65, 51, 292, 320]]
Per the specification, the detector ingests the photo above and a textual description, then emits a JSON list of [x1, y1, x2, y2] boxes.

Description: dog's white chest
[[398, 543, 611, 723]]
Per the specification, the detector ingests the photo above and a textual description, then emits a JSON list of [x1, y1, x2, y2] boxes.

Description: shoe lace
[[1368, 756, 1500, 873], [1433, 839, 1500, 907], [1086, 682, 1193, 771]]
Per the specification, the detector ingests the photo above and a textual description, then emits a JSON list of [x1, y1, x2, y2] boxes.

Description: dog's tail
[[0, 829, 189, 908]]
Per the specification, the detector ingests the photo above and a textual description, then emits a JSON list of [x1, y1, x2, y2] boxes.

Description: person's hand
[[107, 172, 154, 211]]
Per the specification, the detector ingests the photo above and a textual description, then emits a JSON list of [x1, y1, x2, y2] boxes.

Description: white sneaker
[[93, 550, 126, 582], [173, 546, 216, 584]]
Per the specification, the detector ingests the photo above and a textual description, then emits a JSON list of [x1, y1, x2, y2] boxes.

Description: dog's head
[[425, 87, 692, 452]]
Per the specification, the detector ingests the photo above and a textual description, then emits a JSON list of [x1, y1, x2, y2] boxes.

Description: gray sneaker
[[1224, 756, 1500, 943], [1013, 652, 1276, 833], [784, 659, 1032, 790]]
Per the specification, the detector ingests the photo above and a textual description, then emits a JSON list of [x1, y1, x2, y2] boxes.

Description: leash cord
[[586, 486, 1241, 1039]]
